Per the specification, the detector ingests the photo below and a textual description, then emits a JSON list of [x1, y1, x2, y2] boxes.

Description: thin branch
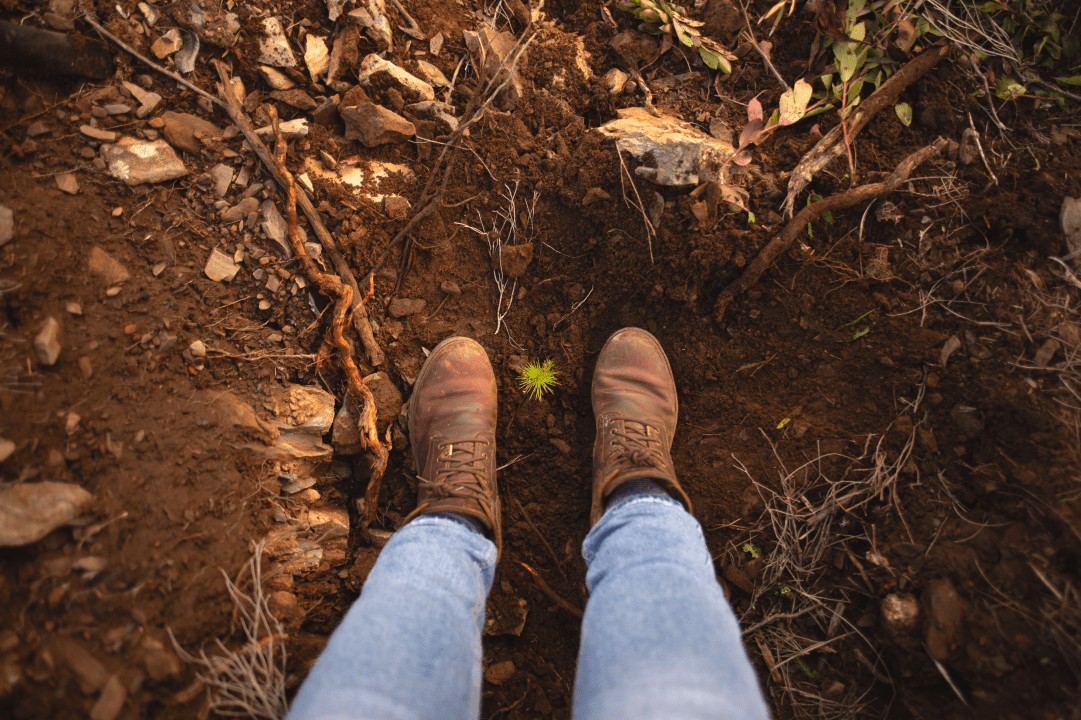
[[740, 0, 790, 92]]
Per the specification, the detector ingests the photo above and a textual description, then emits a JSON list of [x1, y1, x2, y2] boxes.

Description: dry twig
[[739, 0, 789, 92], [518, 562, 584, 619]]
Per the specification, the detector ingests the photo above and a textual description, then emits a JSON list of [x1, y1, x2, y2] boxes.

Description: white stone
[[412, 60, 448, 87], [138, 1, 159, 25], [254, 118, 309, 140], [209, 164, 233, 197], [259, 65, 297, 90], [0, 482, 94, 547], [603, 67, 629, 95], [65, 412, 80, 435], [260, 200, 293, 258], [188, 340, 207, 357], [259, 18, 297, 67], [595, 107, 736, 186], [101, 137, 188, 186], [305, 35, 329, 80], [55, 173, 79, 195], [357, 54, 434, 103], [0, 204, 12, 247], [34, 317, 61, 366], [204, 247, 240, 282]]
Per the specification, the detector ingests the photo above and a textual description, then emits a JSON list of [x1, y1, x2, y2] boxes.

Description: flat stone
[[274, 383, 337, 435], [209, 164, 233, 197], [341, 103, 415, 147], [494, 242, 533, 278], [121, 81, 162, 118], [582, 187, 611, 205], [327, 26, 361, 86], [267, 590, 298, 619], [55, 173, 79, 195], [270, 89, 318, 111], [411, 60, 448, 87], [405, 101, 458, 133], [1034, 338, 1061, 367], [388, 298, 425, 317], [204, 247, 241, 281], [102, 137, 188, 185], [138, 2, 159, 25], [260, 200, 293, 257], [151, 28, 183, 58], [357, 54, 435, 103], [160, 111, 220, 154], [88, 246, 130, 285], [103, 104, 132, 116], [610, 29, 657, 67], [305, 35, 330, 80], [221, 197, 260, 223], [80, 125, 117, 142], [332, 401, 364, 454], [259, 65, 297, 90], [603, 67, 630, 95], [0, 204, 12, 247], [34, 317, 61, 366], [254, 118, 309, 140], [27, 121, 49, 137], [596, 107, 736, 186], [441, 280, 461, 296], [384, 195, 411, 220], [259, 18, 297, 67], [0, 482, 93, 546]]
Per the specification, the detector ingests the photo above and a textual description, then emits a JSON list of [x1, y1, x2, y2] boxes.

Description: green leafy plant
[[612, 0, 737, 72], [518, 359, 559, 400], [742, 542, 763, 559]]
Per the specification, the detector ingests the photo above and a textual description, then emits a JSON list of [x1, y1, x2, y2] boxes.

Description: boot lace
[[610, 421, 666, 471], [418, 439, 494, 509]]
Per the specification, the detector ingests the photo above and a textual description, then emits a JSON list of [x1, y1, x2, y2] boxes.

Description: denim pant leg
[[573, 495, 770, 720], [287, 516, 498, 720]]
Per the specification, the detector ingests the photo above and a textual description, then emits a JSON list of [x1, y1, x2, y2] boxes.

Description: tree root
[[715, 138, 947, 323]]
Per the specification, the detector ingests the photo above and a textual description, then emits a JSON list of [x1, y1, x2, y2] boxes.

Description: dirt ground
[[1, 0, 1080, 718]]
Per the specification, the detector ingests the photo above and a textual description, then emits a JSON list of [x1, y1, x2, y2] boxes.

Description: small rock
[[366, 372, 403, 428], [51, 637, 109, 694], [384, 195, 411, 219], [320, 150, 337, 169], [949, 404, 984, 439], [254, 118, 309, 140], [261, 200, 293, 257], [104, 103, 131, 116], [151, 28, 183, 58], [0, 482, 93, 546], [188, 340, 207, 358], [0, 439, 14, 463], [270, 89, 318, 111], [582, 187, 611, 206], [305, 35, 330, 80], [78, 356, 93, 379], [90, 675, 126, 720], [221, 197, 260, 223], [26, 121, 48, 137], [357, 53, 435, 103], [66, 301, 82, 315], [259, 17, 297, 67], [65, 412, 81, 435], [925, 578, 965, 661], [160, 111, 220, 154], [208, 164, 233, 197], [341, 103, 416, 147], [549, 438, 571, 454], [259, 65, 297, 90], [610, 29, 657, 68], [332, 401, 364, 454], [881, 593, 920, 634], [80, 125, 117, 143], [388, 298, 426, 317], [485, 660, 516, 686], [55, 173, 80, 195], [74, 556, 108, 573], [205, 247, 241, 282], [722, 563, 754, 593], [267, 590, 298, 619], [649, 191, 665, 226], [603, 68, 629, 95], [0, 204, 13, 247], [412, 60, 449, 87], [405, 101, 459, 133], [939, 335, 962, 368], [152, 262, 167, 276], [494, 243, 533, 278], [1060, 197, 1081, 263], [441, 280, 461, 296], [102, 137, 188, 185], [1034, 338, 1061, 367], [34, 317, 61, 366], [141, 637, 180, 680], [959, 128, 979, 166]]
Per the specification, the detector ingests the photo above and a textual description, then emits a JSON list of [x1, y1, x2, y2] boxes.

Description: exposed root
[[169, 541, 287, 719]]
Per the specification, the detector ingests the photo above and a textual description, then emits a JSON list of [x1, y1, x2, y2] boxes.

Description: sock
[[431, 512, 487, 536], [606, 478, 668, 509]]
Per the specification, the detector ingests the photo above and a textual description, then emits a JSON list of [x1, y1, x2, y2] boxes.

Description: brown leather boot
[[591, 327, 692, 525], [404, 336, 501, 555]]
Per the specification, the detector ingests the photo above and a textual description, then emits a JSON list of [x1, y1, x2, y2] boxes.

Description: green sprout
[[742, 542, 762, 559], [518, 359, 559, 400]]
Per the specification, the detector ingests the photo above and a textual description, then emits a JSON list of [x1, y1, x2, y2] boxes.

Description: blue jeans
[[287, 495, 769, 720]]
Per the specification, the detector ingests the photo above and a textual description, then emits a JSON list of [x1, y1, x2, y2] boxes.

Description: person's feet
[[405, 337, 501, 554], [591, 328, 692, 525]]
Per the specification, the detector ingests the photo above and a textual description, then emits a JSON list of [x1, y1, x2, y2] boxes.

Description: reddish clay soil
[[1, 0, 1079, 719]]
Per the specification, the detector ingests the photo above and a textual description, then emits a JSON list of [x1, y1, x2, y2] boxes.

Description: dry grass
[[170, 541, 288, 719]]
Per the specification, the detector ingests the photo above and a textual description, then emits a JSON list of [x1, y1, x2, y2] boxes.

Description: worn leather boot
[[404, 336, 501, 555], [591, 327, 692, 525]]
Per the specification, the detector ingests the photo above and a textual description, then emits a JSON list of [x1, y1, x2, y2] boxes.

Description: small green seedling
[[742, 542, 762, 559], [777, 417, 791, 429], [518, 359, 559, 400]]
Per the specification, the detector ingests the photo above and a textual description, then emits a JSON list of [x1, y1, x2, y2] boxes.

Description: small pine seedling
[[518, 359, 559, 400]]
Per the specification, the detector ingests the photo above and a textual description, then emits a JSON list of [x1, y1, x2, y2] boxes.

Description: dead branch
[[739, 0, 789, 92], [363, 31, 536, 288], [783, 42, 950, 218], [211, 61, 385, 368], [512, 497, 566, 579], [716, 138, 946, 322], [518, 562, 583, 619], [83, 14, 224, 110]]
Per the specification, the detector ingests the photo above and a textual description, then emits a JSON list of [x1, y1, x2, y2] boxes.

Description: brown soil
[[1, 0, 1079, 719]]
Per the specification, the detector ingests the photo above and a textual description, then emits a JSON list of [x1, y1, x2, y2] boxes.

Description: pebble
[[90, 675, 127, 720], [152, 261, 167, 276], [388, 298, 425, 317], [111, 206, 123, 217], [259, 299, 272, 310], [34, 317, 61, 366], [221, 197, 260, 223], [55, 173, 80, 195], [484, 660, 516, 686], [341, 103, 415, 146], [582, 187, 611, 206], [0, 438, 14, 463], [259, 17, 298, 67], [1034, 338, 1060, 367], [65, 412, 81, 435], [0, 481, 93, 546], [102, 138, 188, 186], [881, 593, 920, 634], [495, 242, 533, 278], [440, 280, 461, 296], [959, 128, 979, 166], [104, 103, 132, 116], [205, 247, 241, 282], [141, 637, 180, 680], [254, 118, 309, 140], [305, 34, 330, 80], [0, 204, 13, 247], [209, 164, 234, 197], [151, 28, 183, 58], [26, 121, 48, 137], [259, 65, 297, 90], [79, 356, 93, 379], [267, 590, 299, 619], [188, 340, 206, 357], [384, 195, 411, 219]]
